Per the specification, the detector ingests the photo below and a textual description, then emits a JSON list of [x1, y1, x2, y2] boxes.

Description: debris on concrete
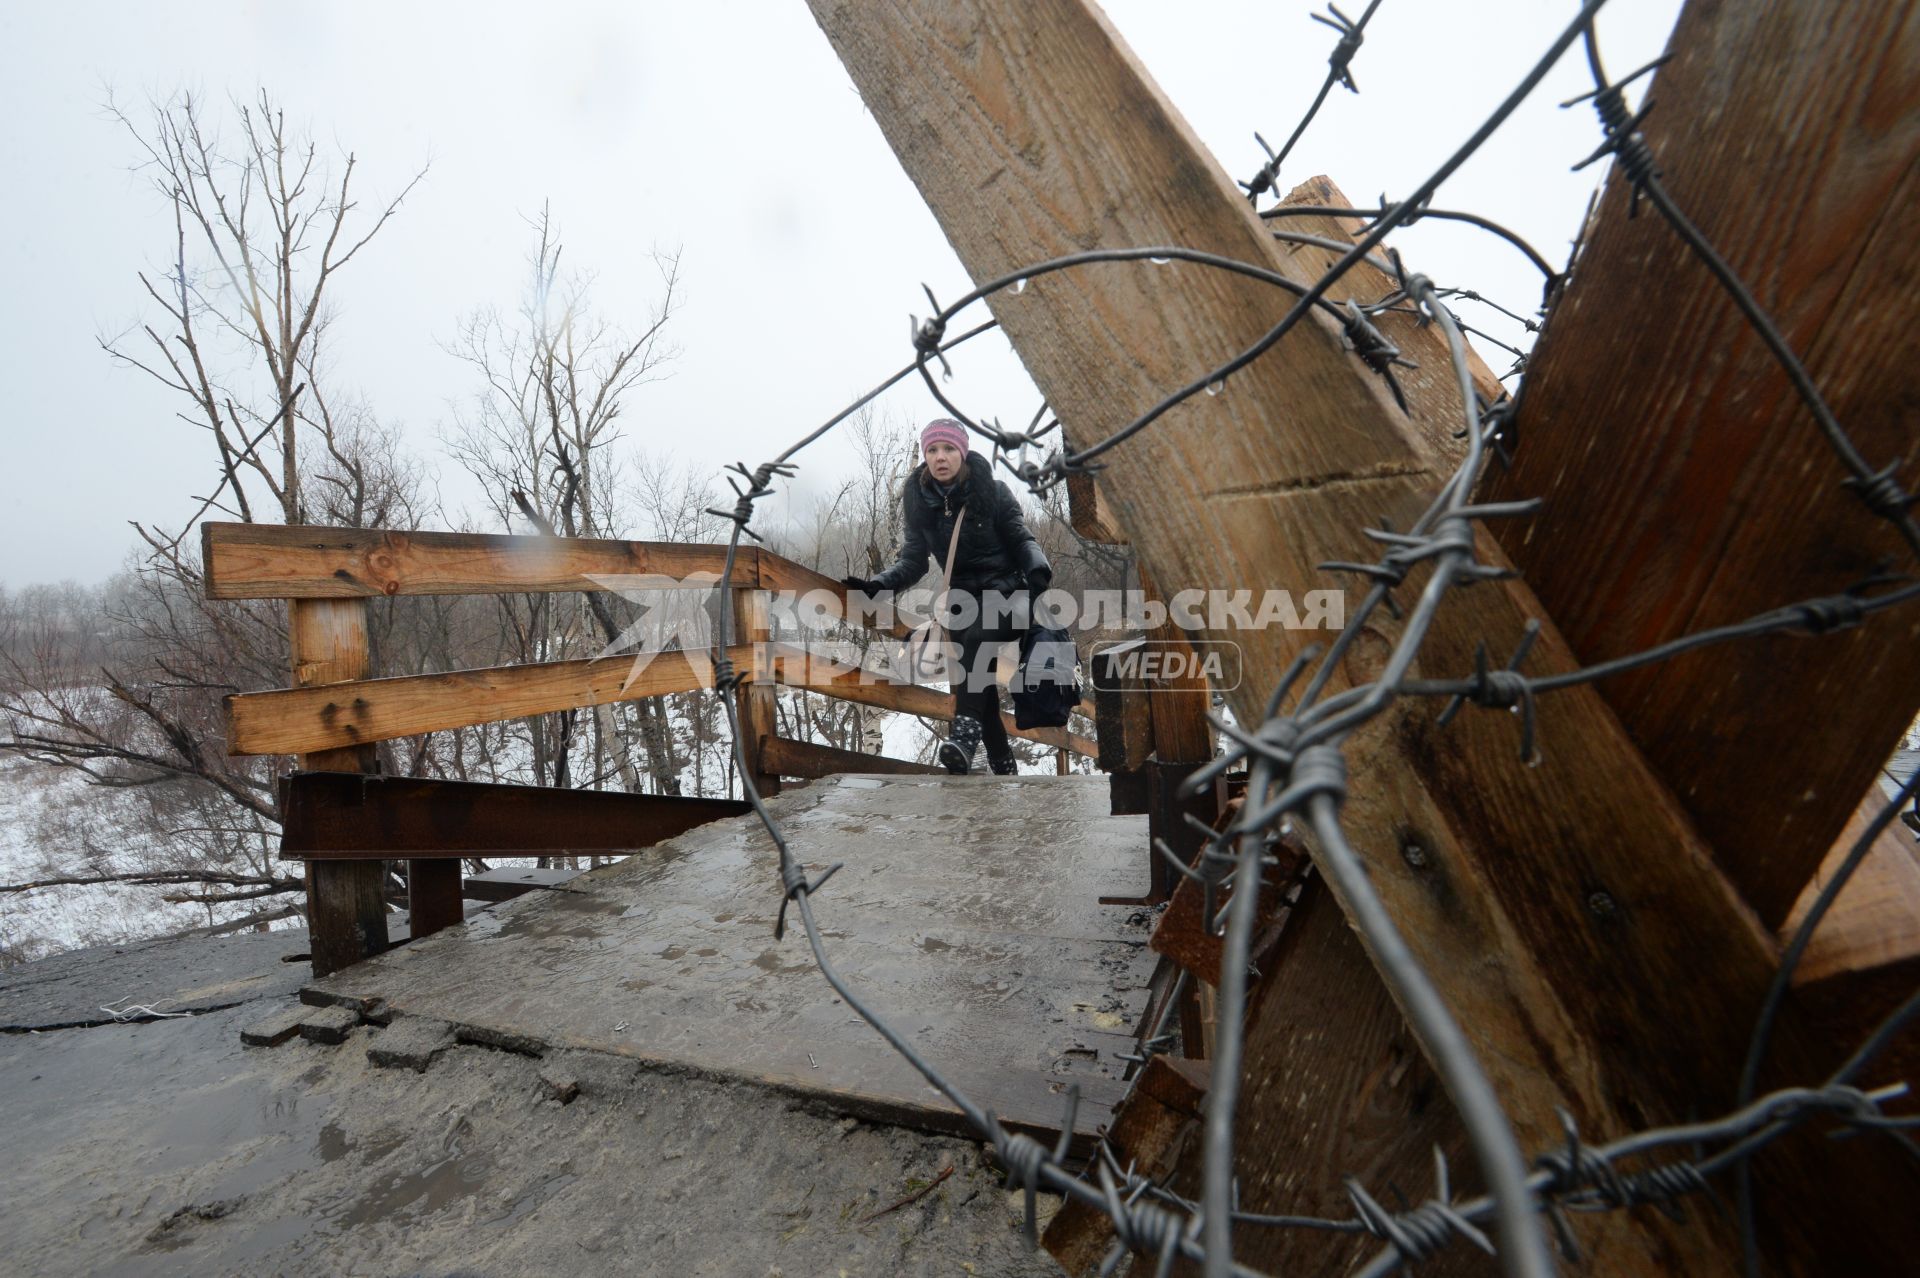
[[365, 1015, 456, 1072], [297, 1004, 359, 1045], [537, 1060, 581, 1104], [239, 1002, 309, 1048]]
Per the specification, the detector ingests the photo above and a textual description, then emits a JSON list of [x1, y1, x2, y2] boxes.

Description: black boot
[[988, 754, 1018, 776], [939, 714, 983, 775]]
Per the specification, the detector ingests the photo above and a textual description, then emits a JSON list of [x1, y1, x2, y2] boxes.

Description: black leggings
[[943, 586, 1029, 763]]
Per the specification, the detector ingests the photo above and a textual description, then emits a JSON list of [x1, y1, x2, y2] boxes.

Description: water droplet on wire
[[1206, 379, 1226, 397], [1011, 278, 1028, 295], [1149, 255, 1171, 265]]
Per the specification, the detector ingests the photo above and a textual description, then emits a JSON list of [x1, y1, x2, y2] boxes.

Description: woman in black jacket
[[843, 419, 1052, 775]]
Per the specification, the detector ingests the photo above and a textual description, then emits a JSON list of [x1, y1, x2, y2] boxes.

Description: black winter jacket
[[870, 452, 1050, 594]]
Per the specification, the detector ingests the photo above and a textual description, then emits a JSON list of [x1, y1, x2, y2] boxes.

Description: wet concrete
[[311, 774, 1155, 1144]]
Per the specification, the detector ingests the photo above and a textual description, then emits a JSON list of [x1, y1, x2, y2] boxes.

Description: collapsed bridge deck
[[307, 772, 1155, 1146]]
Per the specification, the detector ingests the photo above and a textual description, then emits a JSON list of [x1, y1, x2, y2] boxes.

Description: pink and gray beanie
[[920, 418, 968, 456]]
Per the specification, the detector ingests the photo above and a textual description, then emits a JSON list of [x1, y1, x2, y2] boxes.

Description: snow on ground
[[0, 755, 258, 966]]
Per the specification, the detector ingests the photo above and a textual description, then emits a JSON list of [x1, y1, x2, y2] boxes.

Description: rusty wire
[[685, 1, 1920, 1274]]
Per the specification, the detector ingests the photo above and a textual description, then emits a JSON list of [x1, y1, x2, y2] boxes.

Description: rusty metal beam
[[279, 773, 750, 861]]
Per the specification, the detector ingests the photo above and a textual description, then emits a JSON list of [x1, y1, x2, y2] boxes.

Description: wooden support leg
[[1145, 758, 1213, 903], [406, 859, 463, 939], [305, 860, 389, 980], [733, 586, 781, 796], [290, 598, 387, 977]]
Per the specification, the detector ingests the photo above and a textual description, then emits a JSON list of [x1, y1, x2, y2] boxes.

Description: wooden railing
[[205, 521, 1097, 974]]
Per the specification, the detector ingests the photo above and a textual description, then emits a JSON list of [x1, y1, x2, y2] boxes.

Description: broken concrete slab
[[239, 1002, 309, 1048], [308, 773, 1154, 1148], [297, 1004, 359, 1045], [365, 1015, 455, 1072]]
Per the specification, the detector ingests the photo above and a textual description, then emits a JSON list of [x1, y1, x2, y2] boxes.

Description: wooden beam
[[229, 645, 750, 756], [761, 643, 1098, 756], [757, 552, 914, 640], [758, 734, 942, 780], [203, 521, 758, 599], [1065, 469, 1127, 544], [1133, 563, 1213, 765], [230, 637, 1094, 760], [1481, 1, 1920, 927], [405, 860, 463, 936], [807, 2, 1919, 1269], [1788, 784, 1920, 989], [288, 598, 388, 976], [1779, 781, 1920, 1089]]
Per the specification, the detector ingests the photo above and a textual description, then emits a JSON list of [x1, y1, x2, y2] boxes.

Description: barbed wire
[[1238, 2, 1385, 206], [686, 1, 1920, 1274]]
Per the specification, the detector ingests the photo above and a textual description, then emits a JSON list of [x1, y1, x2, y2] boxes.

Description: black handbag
[[1011, 622, 1082, 729]]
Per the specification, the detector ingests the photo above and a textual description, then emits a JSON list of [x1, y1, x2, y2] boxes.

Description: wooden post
[[733, 586, 781, 796], [1136, 566, 1215, 902], [405, 860, 463, 938], [289, 598, 388, 977], [806, 2, 1920, 1268], [1133, 563, 1212, 765]]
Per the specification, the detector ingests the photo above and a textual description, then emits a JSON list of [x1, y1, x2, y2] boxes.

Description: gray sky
[[0, 0, 1680, 586]]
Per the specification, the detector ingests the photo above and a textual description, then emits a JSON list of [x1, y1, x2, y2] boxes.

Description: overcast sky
[[0, 0, 1681, 587]]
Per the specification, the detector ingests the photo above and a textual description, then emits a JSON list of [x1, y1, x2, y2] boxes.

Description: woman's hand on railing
[[842, 575, 882, 594]]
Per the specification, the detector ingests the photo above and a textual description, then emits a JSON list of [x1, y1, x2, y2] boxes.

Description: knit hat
[[920, 418, 968, 457]]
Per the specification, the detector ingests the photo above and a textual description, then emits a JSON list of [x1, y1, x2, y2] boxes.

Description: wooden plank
[[203, 521, 758, 599], [807, 3, 1920, 1269], [1149, 803, 1303, 984], [759, 734, 942, 779], [289, 598, 388, 977], [761, 643, 1098, 756], [231, 638, 1094, 760], [228, 645, 750, 757], [757, 552, 914, 640], [1480, 1, 1920, 927], [279, 772, 751, 860]]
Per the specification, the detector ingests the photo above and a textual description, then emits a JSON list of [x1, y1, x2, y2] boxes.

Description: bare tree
[[445, 206, 684, 798], [2, 89, 424, 926], [102, 88, 425, 537]]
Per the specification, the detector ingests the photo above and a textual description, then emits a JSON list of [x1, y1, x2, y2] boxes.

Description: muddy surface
[[1, 991, 1066, 1276], [0, 926, 311, 1029]]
